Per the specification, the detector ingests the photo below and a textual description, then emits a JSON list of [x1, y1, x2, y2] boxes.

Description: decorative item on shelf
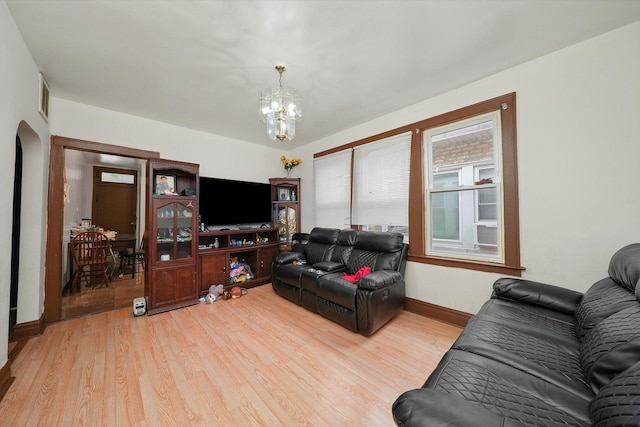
[[277, 186, 291, 200], [281, 155, 302, 178], [278, 207, 296, 240], [213, 237, 219, 249], [155, 175, 177, 195], [260, 65, 302, 141], [291, 190, 296, 201]]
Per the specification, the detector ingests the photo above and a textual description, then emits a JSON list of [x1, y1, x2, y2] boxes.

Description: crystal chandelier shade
[[259, 65, 302, 141]]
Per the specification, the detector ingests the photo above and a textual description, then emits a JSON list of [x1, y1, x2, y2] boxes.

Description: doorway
[[9, 135, 23, 342], [45, 136, 160, 324], [61, 152, 146, 319]]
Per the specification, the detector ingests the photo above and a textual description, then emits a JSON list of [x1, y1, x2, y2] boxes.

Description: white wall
[[0, 2, 50, 366], [50, 98, 287, 183], [291, 21, 640, 314]]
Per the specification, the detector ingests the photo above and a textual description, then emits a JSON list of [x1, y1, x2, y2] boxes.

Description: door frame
[[44, 136, 159, 324]]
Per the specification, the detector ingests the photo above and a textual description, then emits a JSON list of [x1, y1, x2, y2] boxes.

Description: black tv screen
[[199, 177, 272, 227]]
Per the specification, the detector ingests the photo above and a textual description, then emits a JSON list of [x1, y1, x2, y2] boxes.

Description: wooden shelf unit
[[145, 159, 200, 315], [270, 178, 300, 252], [197, 227, 279, 295]]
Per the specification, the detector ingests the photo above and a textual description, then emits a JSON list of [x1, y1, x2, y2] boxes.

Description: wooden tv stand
[[197, 227, 279, 295]]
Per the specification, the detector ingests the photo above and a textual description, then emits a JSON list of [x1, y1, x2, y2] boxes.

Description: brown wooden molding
[[45, 136, 161, 324], [0, 361, 15, 403], [11, 313, 46, 341], [404, 297, 472, 328]]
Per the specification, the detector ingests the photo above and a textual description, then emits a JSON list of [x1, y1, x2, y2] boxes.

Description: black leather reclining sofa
[[272, 227, 408, 336], [392, 243, 640, 426]]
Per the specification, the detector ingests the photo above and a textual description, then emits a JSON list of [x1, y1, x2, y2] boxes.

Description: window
[[352, 132, 411, 241], [425, 112, 502, 262], [101, 171, 135, 184], [409, 92, 522, 275], [314, 93, 522, 275], [313, 150, 351, 228]]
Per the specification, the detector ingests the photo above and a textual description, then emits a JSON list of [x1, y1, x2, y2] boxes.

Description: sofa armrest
[[393, 388, 518, 427], [492, 278, 583, 314], [358, 270, 402, 291], [312, 261, 345, 272], [272, 251, 305, 265]]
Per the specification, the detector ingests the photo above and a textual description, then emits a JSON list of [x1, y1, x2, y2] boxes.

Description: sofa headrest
[[608, 243, 640, 293], [337, 229, 359, 246], [355, 232, 404, 253], [309, 227, 340, 245]]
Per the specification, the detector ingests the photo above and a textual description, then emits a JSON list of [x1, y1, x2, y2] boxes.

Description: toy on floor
[[205, 284, 224, 303]]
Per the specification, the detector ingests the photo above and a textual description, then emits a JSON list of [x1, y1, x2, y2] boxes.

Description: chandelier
[[259, 65, 302, 141]]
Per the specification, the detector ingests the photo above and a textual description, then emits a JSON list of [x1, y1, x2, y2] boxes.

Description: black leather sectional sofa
[[392, 243, 640, 426], [271, 227, 408, 335]]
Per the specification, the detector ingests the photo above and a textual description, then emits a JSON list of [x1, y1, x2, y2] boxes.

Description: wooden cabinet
[[146, 159, 199, 315], [270, 178, 300, 251], [258, 245, 278, 278], [199, 251, 228, 294], [197, 228, 279, 295]]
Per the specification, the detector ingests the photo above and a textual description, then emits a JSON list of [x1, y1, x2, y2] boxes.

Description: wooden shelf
[[197, 227, 279, 294]]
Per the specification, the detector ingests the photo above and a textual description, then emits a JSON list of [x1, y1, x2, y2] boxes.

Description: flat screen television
[[199, 177, 272, 228]]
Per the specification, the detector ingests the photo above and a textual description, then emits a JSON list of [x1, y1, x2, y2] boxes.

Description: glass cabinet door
[[175, 202, 194, 260], [155, 201, 194, 262]]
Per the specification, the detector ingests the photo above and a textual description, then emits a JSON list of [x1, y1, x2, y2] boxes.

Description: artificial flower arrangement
[[281, 155, 302, 177]]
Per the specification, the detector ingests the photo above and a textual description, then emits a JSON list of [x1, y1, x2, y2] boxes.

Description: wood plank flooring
[[61, 264, 145, 320], [0, 285, 462, 426]]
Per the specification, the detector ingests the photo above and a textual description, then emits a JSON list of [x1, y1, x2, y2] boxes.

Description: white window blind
[[313, 150, 352, 228], [352, 132, 411, 226]]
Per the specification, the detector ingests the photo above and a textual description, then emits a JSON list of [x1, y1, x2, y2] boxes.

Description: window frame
[[408, 92, 523, 276], [425, 110, 503, 263], [313, 92, 523, 276]]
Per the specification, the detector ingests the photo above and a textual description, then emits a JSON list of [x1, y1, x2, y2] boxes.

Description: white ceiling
[[7, 0, 640, 147]]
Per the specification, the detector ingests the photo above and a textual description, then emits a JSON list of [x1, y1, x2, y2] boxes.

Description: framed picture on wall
[[155, 175, 176, 195], [277, 186, 291, 201]]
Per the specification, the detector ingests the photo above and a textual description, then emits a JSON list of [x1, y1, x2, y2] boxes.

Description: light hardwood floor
[[1, 285, 461, 426], [61, 263, 145, 319]]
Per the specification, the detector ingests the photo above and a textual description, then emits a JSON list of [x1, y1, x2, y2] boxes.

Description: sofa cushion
[[303, 227, 340, 264], [608, 243, 640, 292], [276, 264, 314, 288], [317, 274, 358, 310], [355, 231, 403, 252], [452, 316, 588, 395], [590, 360, 640, 426], [575, 277, 639, 339], [329, 229, 358, 265], [422, 349, 593, 426], [580, 305, 640, 393], [305, 243, 335, 265], [481, 297, 577, 331], [308, 227, 340, 244]]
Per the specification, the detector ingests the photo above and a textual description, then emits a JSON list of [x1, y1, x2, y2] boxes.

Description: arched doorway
[[9, 135, 23, 341]]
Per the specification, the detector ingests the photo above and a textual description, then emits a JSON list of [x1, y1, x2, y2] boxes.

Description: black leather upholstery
[[272, 227, 408, 335], [393, 243, 640, 426]]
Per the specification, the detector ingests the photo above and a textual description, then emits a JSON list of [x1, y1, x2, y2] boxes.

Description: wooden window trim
[[409, 92, 523, 276]]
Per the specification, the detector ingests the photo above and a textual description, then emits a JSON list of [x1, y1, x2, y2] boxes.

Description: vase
[[285, 169, 291, 178]]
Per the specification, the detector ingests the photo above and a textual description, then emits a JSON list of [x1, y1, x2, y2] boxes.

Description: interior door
[[92, 166, 138, 235]]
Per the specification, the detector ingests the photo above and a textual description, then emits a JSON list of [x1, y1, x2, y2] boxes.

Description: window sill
[[407, 254, 525, 277]]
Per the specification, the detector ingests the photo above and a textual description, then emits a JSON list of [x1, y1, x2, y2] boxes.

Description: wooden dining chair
[[119, 236, 145, 278], [70, 231, 112, 292]]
